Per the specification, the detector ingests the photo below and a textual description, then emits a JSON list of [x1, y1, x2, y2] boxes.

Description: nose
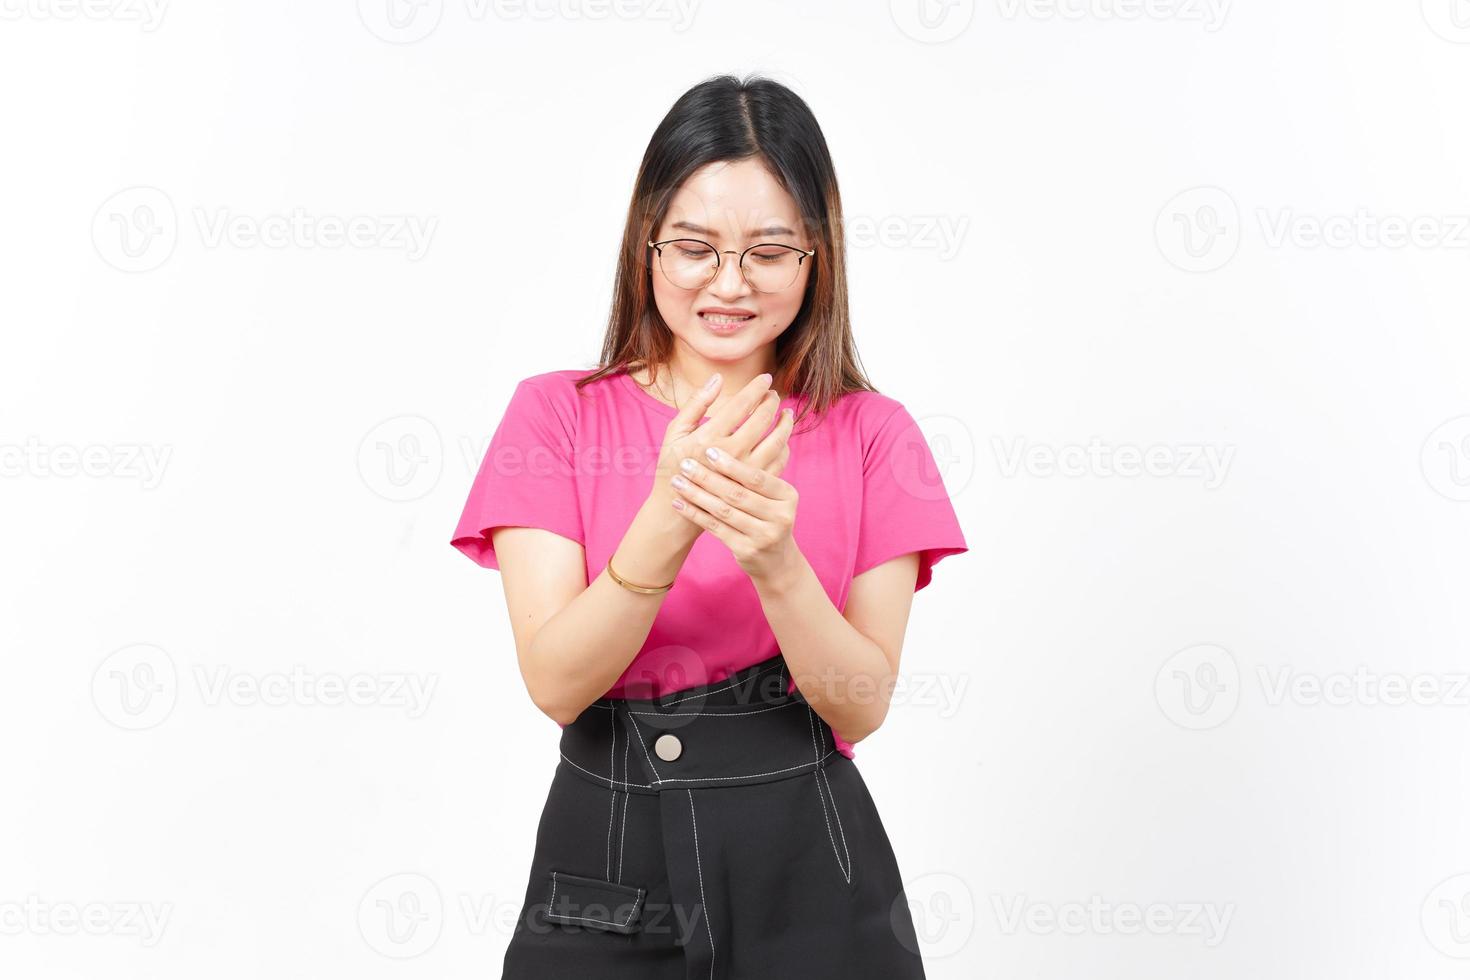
[[709, 250, 750, 297]]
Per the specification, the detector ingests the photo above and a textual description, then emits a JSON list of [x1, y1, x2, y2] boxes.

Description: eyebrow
[[669, 220, 798, 239]]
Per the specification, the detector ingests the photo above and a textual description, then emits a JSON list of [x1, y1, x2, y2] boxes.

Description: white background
[[4, 1, 1470, 977]]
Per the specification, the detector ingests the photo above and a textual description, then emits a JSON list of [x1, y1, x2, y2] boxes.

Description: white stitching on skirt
[[582, 661, 784, 712], [626, 700, 802, 718], [650, 754, 837, 785], [623, 709, 835, 785], [625, 710, 665, 782], [606, 708, 616, 880], [807, 705, 853, 883], [686, 790, 716, 980], [656, 661, 784, 705], [819, 764, 853, 882], [617, 710, 631, 883], [560, 752, 655, 790], [547, 871, 643, 929]]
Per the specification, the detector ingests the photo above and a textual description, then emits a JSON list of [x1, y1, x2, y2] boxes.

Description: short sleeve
[[853, 403, 969, 592], [450, 379, 584, 569]]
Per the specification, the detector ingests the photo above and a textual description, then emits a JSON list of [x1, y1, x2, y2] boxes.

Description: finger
[[723, 389, 785, 460], [747, 406, 794, 470], [667, 370, 723, 436], [671, 472, 763, 536], [771, 443, 790, 478], [673, 455, 781, 522], [747, 414, 790, 474], [701, 444, 794, 504], [699, 372, 773, 439], [671, 495, 737, 544]]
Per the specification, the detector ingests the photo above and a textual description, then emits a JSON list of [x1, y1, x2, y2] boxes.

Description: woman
[[450, 73, 968, 979]]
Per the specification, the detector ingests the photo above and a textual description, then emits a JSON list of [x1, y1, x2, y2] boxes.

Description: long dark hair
[[575, 72, 876, 428]]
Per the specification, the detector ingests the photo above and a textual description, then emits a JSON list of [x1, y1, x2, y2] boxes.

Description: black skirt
[[499, 652, 928, 979]]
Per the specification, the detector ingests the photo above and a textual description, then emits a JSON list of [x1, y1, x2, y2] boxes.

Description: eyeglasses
[[647, 238, 816, 293]]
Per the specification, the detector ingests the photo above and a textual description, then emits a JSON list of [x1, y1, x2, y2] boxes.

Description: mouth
[[698, 309, 756, 333]]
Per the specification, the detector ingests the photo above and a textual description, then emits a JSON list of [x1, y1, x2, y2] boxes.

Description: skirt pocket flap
[[544, 870, 645, 934]]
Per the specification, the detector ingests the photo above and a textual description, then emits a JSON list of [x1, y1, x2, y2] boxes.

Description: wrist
[[751, 541, 809, 595], [611, 495, 696, 584], [642, 490, 701, 548]]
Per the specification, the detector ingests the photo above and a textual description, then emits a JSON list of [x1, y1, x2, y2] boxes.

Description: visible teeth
[[703, 314, 753, 324]]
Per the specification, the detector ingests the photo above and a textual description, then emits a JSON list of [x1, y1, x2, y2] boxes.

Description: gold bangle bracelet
[[606, 558, 675, 595]]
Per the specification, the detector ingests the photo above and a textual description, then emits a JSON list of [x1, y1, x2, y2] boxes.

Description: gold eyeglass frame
[[647, 238, 817, 293]]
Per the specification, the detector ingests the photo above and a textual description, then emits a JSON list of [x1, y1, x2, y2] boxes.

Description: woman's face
[[649, 158, 813, 366]]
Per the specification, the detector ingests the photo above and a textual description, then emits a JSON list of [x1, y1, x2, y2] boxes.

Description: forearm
[[524, 496, 698, 724], [751, 548, 893, 745]]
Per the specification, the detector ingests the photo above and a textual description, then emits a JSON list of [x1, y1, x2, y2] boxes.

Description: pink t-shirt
[[450, 367, 969, 758]]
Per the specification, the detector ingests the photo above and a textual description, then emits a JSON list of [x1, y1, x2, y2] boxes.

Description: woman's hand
[[648, 371, 794, 547], [667, 441, 801, 586]]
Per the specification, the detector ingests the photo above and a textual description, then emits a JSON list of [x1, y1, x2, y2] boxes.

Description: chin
[[681, 338, 751, 362]]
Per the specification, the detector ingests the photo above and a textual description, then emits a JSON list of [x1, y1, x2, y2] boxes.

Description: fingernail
[[705, 446, 721, 463], [679, 457, 696, 473], [757, 372, 772, 384], [703, 373, 720, 391]]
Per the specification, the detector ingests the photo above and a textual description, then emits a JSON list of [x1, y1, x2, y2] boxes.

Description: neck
[[657, 345, 777, 408]]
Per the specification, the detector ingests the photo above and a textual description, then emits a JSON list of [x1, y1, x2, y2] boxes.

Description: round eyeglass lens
[[655, 240, 808, 293]]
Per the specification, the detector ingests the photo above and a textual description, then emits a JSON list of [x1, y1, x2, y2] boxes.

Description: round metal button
[[654, 733, 683, 762]]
